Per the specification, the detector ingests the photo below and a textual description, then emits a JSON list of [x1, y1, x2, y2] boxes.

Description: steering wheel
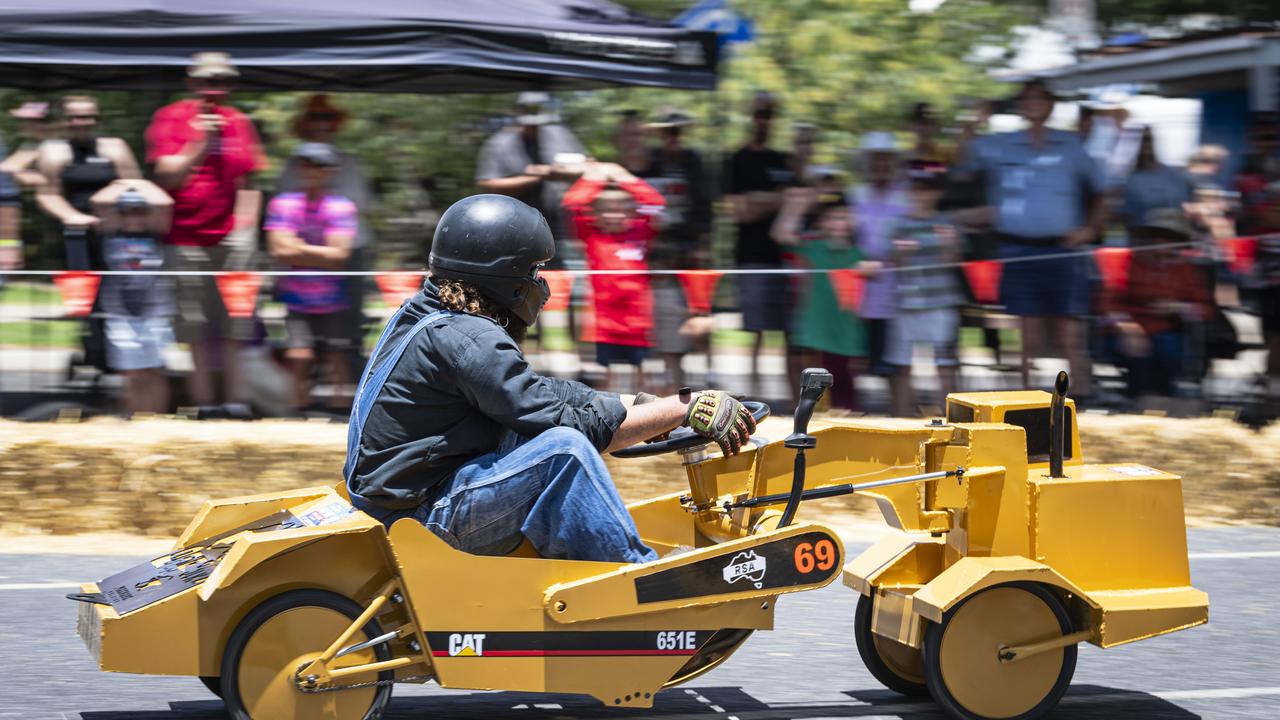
[[610, 401, 771, 459]]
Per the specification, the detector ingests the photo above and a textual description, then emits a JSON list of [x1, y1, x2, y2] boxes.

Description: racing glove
[[684, 391, 757, 456]]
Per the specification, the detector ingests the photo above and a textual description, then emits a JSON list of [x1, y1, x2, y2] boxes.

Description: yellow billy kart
[[71, 370, 1207, 720]]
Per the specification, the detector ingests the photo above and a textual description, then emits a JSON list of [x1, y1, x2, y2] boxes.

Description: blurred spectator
[[615, 109, 648, 175], [266, 143, 357, 413], [886, 166, 964, 416], [1187, 144, 1230, 193], [725, 92, 796, 396], [0, 134, 18, 273], [476, 92, 586, 266], [278, 94, 373, 368], [1, 102, 52, 189], [908, 102, 948, 166], [961, 80, 1105, 400], [773, 188, 865, 411], [639, 110, 711, 392], [36, 95, 142, 269], [1101, 210, 1211, 398], [563, 162, 665, 393], [790, 123, 818, 180], [1121, 127, 1194, 235], [849, 131, 909, 394], [90, 180, 174, 415], [147, 51, 267, 411]]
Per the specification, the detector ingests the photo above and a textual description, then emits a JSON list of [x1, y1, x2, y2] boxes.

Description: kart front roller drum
[[923, 582, 1076, 720], [854, 593, 928, 697]]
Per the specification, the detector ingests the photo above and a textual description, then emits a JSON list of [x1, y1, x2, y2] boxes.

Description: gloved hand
[[684, 391, 757, 456]]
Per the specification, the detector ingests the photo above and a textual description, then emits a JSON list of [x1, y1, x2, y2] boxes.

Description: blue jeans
[[412, 427, 658, 564]]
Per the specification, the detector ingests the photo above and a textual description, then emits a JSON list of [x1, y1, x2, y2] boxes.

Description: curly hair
[[433, 276, 527, 341]]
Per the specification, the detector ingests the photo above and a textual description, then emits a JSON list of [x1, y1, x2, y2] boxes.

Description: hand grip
[[793, 368, 834, 437]]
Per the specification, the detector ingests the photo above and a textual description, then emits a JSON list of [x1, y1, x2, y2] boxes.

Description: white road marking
[[0, 581, 81, 591], [1189, 550, 1280, 560], [1154, 686, 1280, 700], [532, 703, 562, 709], [710, 705, 726, 712]]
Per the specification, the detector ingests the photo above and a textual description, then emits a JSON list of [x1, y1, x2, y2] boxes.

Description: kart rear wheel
[[220, 589, 394, 720], [198, 675, 223, 699], [923, 583, 1076, 720], [854, 593, 928, 697]]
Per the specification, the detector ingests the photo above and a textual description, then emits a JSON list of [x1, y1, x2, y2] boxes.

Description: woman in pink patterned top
[[265, 143, 357, 413]]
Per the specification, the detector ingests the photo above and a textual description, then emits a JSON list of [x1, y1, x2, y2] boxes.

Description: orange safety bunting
[[52, 271, 101, 318], [961, 260, 1002, 305], [540, 270, 573, 312], [374, 272, 425, 308], [677, 270, 723, 315], [828, 268, 865, 312], [214, 271, 263, 319], [1222, 236, 1258, 276], [1094, 247, 1133, 292]]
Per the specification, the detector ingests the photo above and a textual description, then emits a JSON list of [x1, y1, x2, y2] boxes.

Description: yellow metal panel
[[872, 587, 926, 648], [626, 492, 698, 553], [948, 425, 1033, 558], [545, 522, 844, 624], [388, 519, 776, 707], [1088, 588, 1209, 647], [842, 533, 918, 595], [911, 556, 1096, 625], [175, 486, 338, 548], [1029, 465, 1193, 592]]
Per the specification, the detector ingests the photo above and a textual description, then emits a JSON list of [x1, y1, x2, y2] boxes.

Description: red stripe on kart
[[431, 649, 697, 657]]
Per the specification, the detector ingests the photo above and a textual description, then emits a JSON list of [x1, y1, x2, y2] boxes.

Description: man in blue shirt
[[962, 80, 1107, 398]]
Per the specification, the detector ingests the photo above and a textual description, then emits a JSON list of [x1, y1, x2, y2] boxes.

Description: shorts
[[104, 315, 173, 371], [285, 310, 355, 353], [885, 307, 960, 367], [596, 342, 647, 367], [165, 237, 255, 344], [998, 240, 1089, 317], [652, 280, 692, 355], [739, 266, 792, 332]]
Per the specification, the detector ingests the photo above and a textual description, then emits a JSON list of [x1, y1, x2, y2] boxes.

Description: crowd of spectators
[[2, 51, 1280, 419]]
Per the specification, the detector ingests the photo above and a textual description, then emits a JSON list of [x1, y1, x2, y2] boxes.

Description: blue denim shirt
[[348, 280, 626, 513], [965, 129, 1103, 238]]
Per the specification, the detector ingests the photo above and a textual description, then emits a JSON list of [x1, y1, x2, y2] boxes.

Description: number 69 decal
[[793, 539, 837, 573]]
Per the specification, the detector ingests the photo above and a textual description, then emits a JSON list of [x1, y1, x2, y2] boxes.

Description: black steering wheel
[[611, 401, 771, 459]]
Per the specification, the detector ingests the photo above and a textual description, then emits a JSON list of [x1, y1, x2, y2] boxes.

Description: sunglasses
[[753, 109, 774, 121], [308, 111, 339, 122]]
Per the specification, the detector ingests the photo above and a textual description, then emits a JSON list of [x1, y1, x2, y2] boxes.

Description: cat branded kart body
[[71, 371, 1207, 720]]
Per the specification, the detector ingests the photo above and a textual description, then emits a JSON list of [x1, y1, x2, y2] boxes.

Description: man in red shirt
[[147, 52, 267, 413]]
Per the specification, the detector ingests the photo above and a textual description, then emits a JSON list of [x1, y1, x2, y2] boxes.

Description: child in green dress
[[773, 188, 865, 410]]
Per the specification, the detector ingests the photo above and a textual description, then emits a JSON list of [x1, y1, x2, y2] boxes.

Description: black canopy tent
[[0, 0, 717, 93]]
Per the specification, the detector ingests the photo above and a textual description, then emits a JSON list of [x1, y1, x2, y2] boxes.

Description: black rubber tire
[[219, 589, 394, 720], [854, 593, 929, 697], [923, 582, 1077, 720], [198, 675, 223, 699]]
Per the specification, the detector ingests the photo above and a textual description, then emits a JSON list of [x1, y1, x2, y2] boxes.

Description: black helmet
[[429, 194, 555, 326]]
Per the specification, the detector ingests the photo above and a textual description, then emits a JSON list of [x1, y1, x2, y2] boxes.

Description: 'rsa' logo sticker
[[447, 633, 486, 657], [722, 550, 767, 588]]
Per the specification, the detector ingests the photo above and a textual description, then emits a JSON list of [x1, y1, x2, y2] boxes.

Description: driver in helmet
[[344, 194, 756, 563]]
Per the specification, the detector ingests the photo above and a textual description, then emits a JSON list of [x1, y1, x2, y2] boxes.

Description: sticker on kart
[[633, 531, 840, 604], [423, 630, 709, 658]]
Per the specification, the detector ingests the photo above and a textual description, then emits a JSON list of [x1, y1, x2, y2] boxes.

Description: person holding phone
[[146, 52, 267, 413]]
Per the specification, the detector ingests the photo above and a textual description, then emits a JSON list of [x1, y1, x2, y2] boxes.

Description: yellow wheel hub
[[873, 633, 924, 684], [937, 587, 1065, 719], [237, 606, 381, 719]]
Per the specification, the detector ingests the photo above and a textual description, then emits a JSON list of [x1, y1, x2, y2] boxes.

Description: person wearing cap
[[849, 131, 910, 387], [640, 109, 711, 392], [959, 79, 1106, 399], [475, 92, 586, 265], [277, 94, 374, 371], [36, 95, 143, 270], [266, 143, 358, 414], [146, 51, 268, 412], [725, 92, 798, 395], [89, 179, 175, 415], [1101, 209, 1211, 398]]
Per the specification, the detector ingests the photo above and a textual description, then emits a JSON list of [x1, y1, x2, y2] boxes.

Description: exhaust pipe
[[1050, 371, 1069, 479]]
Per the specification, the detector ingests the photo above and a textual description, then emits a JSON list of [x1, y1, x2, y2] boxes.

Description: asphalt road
[[2, 526, 1277, 720]]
